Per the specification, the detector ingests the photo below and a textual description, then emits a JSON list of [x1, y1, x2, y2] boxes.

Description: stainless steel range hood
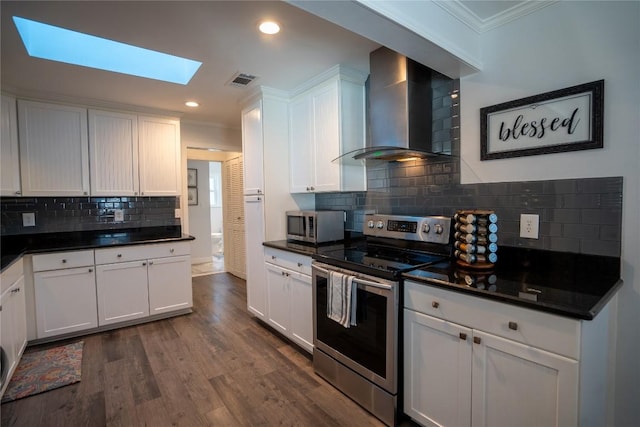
[[337, 47, 453, 162]]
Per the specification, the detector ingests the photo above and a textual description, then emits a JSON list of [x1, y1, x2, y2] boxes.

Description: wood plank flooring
[[0, 273, 387, 426]]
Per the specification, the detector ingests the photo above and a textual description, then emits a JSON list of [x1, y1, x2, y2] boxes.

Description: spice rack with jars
[[453, 209, 498, 269]]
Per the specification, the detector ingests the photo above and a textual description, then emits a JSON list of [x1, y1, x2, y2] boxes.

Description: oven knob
[[376, 221, 384, 229], [435, 224, 444, 234], [367, 220, 375, 229], [422, 223, 431, 233]]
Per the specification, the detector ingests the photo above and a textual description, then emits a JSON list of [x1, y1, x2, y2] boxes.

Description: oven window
[[287, 216, 306, 237], [316, 276, 387, 378]]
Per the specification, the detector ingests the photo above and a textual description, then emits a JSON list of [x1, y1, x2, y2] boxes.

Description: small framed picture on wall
[[187, 168, 198, 187], [188, 187, 198, 205]]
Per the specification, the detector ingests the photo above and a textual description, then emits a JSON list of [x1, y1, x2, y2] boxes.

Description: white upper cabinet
[[18, 100, 90, 196], [289, 66, 367, 193], [1, 95, 21, 196], [241, 100, 264, 195], [138, 115, 181, 196], [89, 109, 139, 196]]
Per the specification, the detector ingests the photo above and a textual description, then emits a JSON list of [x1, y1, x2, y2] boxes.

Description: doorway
[[188, 159, 225, 276]]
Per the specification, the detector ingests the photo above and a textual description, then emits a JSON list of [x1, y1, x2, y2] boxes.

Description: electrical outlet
[[174, 208, 181, 219], [114, 209, 124, 222], [520, 214, 539, 239], [22, 212, 36, 227]]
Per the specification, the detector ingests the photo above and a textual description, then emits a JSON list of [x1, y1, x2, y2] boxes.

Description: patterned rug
[[1, 341, 84, 403]]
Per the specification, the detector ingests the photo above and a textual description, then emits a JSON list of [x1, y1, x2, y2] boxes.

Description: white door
[[265, 262, 290, 334], [96, 261, 149, 326], [244, 195, 266, 318], [89, 109, 139, 196], [404, 309, 473, 427], [138, 115, 181, 196], [34, 267, 98, 338], [223, 156, 245, 279], [1, 95, 20, 196], [18, 100, 89, 196], [289, 271, 313, 353], [241, 100, 264, 195], [471, 330, 579, 427], [148, 255, 192, 315]]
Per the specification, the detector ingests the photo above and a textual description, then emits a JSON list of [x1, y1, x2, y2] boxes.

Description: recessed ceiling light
[[259, 21, 280, 35], [185, 101, 199, 107], [13, 16, 202, 85]]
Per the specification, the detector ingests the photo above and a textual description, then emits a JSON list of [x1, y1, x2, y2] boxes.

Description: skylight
[[13, 16, 202, 85]]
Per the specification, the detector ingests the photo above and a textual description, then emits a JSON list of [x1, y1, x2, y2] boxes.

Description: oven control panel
[[364, 214, 452, 244]]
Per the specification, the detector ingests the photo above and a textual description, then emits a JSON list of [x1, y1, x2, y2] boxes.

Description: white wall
[[459, 2, 639, 426], [187, 160, 212, 264]]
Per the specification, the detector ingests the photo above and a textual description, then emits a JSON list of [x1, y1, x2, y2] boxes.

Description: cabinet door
[[312, 81, 341, 192], [404, 309, 473, 427], [138, 115, 181, 196], [18, 100, 89, 196], [11, 276, 27, 361], [241, 101, 264, 195], [96, 261, 149, 326], [245, 196, 266, 318], [265, 262, 290, 335], [1, 285, 17, 389], [34, 266, 98, 338], [1, 95, 21, 196], [289, 272, 313, 353], [148, 255, 192, 315], [223, 156, 246, 279], [89, 110, 139, 196], [471, 330, 578, 427], [289, 95, 314, 193]]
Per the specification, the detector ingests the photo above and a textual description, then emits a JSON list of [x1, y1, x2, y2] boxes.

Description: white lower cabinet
[[263, 247, 313, 353], [95, 242, 192, 324], [34, 261, 98, 338], [147, 255, 192, 315], [96, 261, 149, 325], [1, 259, 27, 398], [404, 280, 608, 427]]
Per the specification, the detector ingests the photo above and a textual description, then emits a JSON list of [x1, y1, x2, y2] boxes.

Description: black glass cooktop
[[314, 246, 447, 280]]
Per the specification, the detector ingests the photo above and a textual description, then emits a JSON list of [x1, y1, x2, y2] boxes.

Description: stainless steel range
[[311, 214, 452, 426]]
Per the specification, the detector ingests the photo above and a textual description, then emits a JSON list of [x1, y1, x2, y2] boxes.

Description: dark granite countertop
[[264, 239, 622, 320], [1, 226, 194, 272]]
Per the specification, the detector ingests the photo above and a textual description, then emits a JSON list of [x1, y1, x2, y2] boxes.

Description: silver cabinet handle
[[432, 301, 440, 309], [508, 321, 518, 331], [297, 262, 302, 267], [15, 191, 21, 195], [61, 259, 67, 264], [170, 248, 175, 253], [142, 262, 147, 266], [149, 261, 154, 265], [271, 255, 276, 260], [88, 268, 93, 273], [117, 254, 122, 258], [459, 332, 467, 340], [473, 336, 482, 344]]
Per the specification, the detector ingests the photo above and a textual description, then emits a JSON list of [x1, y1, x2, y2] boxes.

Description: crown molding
[[436, 0, 558, 34]]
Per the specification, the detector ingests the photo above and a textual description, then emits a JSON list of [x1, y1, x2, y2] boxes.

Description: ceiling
[[1, 1, 535, 130]]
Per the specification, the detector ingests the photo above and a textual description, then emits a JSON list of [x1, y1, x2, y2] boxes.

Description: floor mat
[[1, 341, 83, 402]]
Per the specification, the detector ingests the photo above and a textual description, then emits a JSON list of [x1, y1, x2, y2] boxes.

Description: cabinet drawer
[[32, 250, 94, 272], [404, 280, 580, 359], [264, 247, 312, 276], [95, 241, 190, 264]]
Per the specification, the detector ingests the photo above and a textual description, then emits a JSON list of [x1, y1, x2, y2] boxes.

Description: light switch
[[114, 209, 124, 222]]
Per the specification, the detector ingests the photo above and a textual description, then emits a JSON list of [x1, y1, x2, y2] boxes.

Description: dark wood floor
[[0, 273, 385, 426]]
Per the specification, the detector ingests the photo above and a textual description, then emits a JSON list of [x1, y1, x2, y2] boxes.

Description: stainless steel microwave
[[286, 210, 345, 244]]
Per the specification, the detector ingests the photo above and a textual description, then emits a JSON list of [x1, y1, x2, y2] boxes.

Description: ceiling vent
[[226, 72, 258, 88]]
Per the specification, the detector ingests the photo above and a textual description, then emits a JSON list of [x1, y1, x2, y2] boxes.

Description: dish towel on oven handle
[[327, 271, 358, 328]]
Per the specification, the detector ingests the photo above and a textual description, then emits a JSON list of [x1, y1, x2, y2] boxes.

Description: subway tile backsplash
[[1, 196, 180, 235], [317, 174, 623, 257]]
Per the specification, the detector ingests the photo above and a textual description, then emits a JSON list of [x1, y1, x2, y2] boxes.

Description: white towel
[[327, 271, 357, 328]]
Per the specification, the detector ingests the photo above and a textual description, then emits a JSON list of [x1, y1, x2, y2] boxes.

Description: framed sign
[[480, 80, 603, 160]]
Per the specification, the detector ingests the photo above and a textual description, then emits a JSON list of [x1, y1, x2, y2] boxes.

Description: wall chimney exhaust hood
[[335, 47, 454, 163]]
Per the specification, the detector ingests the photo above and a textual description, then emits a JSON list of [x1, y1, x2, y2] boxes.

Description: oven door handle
[[313, 264, 392, 290]]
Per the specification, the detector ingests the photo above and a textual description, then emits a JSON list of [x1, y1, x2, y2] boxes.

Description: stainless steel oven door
[[312, 262, 398, 394]]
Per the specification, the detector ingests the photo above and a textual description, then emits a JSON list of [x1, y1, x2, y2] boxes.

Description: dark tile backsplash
[[317, 173, 623, 257], [1, 196, 180, 236]]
